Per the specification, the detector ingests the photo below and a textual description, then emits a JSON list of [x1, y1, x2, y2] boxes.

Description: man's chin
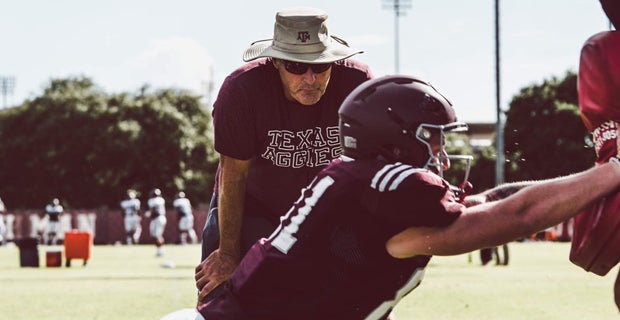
[[293, 93, 322, 106]]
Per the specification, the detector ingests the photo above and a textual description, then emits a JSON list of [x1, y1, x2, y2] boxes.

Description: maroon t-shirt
[[212, 58, 373, 224], [198, 158, 464, 319]]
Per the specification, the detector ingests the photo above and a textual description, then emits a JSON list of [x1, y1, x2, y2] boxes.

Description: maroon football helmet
[[338, 75, 472, 180]]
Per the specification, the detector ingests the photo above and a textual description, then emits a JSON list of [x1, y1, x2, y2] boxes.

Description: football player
[[0, 197, 6, 245], [195, 75, 620, 319], [120, 189, 142, 245], [146, 188, 167, 256], [43, 198, 64, 245], [173, 191, 198, 245]]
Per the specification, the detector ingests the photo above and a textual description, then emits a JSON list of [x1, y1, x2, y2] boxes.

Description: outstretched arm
[[387, 157, 620, 258], [464, 179, 552, 207]]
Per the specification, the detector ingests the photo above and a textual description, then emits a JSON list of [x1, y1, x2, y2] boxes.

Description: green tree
[[503, 71, 594, 182], [0, 77, 216, 209]]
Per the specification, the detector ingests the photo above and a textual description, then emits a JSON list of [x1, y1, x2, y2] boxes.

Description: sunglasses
[[281, 60, 332, 75]]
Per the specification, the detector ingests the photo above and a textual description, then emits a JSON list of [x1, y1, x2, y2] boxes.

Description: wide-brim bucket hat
[[243, 7, 363, 64]]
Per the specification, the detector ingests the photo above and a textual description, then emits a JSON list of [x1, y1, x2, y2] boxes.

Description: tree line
[[0, 71, 593, 210], [444, 71, 594, 194], [0, 77, 217, 209]]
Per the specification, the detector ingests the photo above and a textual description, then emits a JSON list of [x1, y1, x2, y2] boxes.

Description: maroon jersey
[[212, 58, 373, 224], [198, 158, 464, 320]]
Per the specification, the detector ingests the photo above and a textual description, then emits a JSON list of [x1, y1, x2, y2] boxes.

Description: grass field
[[0, 241, 618, 319]]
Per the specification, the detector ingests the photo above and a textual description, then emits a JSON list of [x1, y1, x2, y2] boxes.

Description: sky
[[0, 0, 613, 123]]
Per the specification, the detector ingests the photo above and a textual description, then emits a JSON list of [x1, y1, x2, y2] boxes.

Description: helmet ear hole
[[419, 128, 432, 141]]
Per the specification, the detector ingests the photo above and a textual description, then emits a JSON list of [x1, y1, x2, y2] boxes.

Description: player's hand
[[461, 195, 485, 208], [195, 249, 239, 306]]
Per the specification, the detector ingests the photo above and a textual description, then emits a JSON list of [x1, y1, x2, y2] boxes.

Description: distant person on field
[[146, 188, 167, 256], [44, 198, 63, 245], [120, 189, 142, 245], [174, 191, 198, 245], [0, 197, 6, 245]]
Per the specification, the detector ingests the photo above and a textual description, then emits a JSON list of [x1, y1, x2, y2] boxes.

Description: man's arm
[[463, 180, 541, 208], [216, 154, 249, 261], [387, 160, 620, 258], [195, 154, 250, 303]]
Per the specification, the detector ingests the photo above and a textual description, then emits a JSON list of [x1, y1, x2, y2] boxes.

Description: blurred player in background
[[173, 191, 198, 245], [146, 188, 167, 256], [120, 189, 141, 245], [0, 196, 6, 246], [43, 198, 63, 245]]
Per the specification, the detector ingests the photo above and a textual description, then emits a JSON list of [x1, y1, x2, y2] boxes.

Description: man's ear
[[272, 58, 279, 69]]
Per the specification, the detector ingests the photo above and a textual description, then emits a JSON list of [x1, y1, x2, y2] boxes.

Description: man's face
[[273, 59, 332, 106]]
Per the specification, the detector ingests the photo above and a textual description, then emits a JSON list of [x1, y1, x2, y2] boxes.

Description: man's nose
[[301, 69, 317, 83]]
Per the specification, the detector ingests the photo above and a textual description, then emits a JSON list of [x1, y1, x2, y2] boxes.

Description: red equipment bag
[[571, 30, 620, 276], [570, 190, 620, 276]]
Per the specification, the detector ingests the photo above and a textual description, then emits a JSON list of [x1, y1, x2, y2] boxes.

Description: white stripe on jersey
[[364, 268, 426, 320], [371, 163, 426, 192]]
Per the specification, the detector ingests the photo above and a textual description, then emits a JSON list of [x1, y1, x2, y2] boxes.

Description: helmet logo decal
[[343, 136, 357, 149]]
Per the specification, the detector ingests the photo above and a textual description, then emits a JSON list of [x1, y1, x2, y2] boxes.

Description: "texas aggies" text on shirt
[[261, 126, 341, 168]]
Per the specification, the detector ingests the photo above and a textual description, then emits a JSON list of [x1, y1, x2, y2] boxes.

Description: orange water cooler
[[64, 230, 92, 267]]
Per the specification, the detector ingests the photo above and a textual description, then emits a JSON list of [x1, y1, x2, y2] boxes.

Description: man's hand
[[195, 249, 240, 306]]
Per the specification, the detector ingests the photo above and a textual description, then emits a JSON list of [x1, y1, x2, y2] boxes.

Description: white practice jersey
[[148, 196, 166, 216], [173, 198, 192, 216], [121, 198, 141, 217]]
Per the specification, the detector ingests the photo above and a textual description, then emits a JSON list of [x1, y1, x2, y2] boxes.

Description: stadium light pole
[[201, 66, 215, 109], [382, 0, 411, 74], [494, 0, 505, 186], [0, 76, 16, 109]]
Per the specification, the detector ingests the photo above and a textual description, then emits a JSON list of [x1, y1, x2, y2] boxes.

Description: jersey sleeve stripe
[[372, 163, 423, 192]]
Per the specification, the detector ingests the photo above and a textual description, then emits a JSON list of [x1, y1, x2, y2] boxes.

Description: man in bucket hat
[[195, 7, 373, 305]]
